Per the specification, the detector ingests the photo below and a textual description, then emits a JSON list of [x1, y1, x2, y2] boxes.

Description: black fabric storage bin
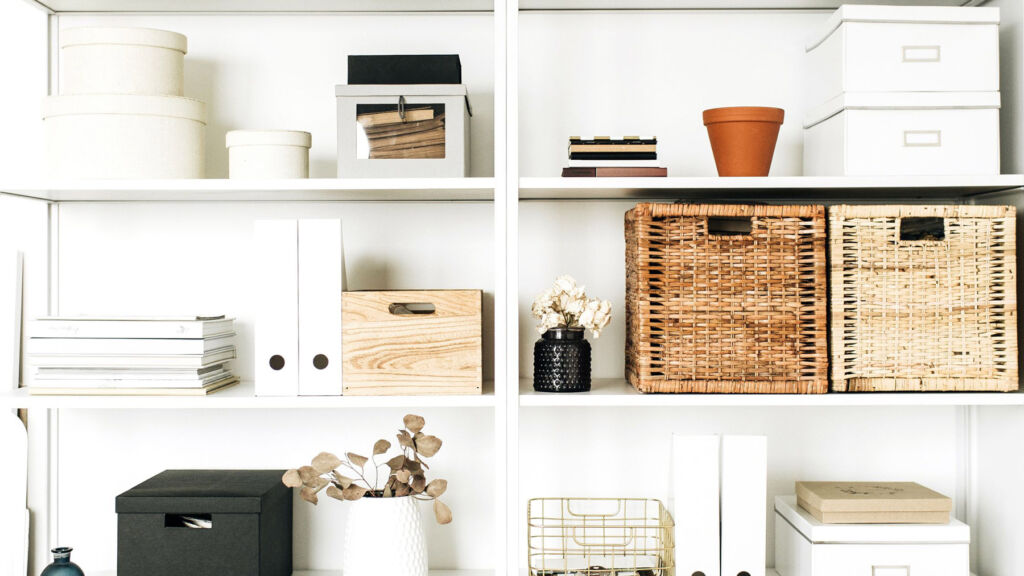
[[116, 470, 291, 576]]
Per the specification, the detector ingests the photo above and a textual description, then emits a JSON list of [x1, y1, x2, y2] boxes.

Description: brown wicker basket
[[625, 203, 828, 393], [830, 205, 1018, 392]]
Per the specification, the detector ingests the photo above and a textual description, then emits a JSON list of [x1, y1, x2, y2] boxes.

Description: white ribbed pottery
[[42, 94, 206, 179], [60, 27, 187, 96], [343, 496, 428, 576], [226, 130, 311, 179]]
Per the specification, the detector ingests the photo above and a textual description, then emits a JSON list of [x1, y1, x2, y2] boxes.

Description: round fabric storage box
[[43, 94, 206, 179], [60, 27, 187, 96], [226, 130, 312, 179]]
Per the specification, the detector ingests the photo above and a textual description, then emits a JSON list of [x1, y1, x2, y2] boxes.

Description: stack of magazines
[[27, 316, 238, 396]]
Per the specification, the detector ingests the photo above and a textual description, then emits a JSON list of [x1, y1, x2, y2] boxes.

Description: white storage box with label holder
[[226, 130, 311, 179], [43, 94, 206, 179], [335, 84, 470, 178], [774, 495, 969, 576], [60, 27, 188, 96], [805, 6, 999, 107], [803, 92, 1000, 176]]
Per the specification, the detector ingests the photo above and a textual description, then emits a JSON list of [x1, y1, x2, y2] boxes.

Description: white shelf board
[[27, 0, 494, 13], [520, 0, 981, 8], [520, 378, 1024, 407], [23, 0, 979, 12], [0, 379, 495, 410], [0, 178, 495, 203], [519, 175, 1024, 200]]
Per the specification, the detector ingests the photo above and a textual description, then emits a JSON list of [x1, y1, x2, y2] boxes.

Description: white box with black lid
[[805, 5, 1000, 107], [775, 495, 970, 576], [335, 84, 470, 178]]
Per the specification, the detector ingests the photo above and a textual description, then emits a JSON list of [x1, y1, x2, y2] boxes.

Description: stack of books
[[26, 316, 239, 396], [562, 136, 667, 177], [356, 106, 446, 159]]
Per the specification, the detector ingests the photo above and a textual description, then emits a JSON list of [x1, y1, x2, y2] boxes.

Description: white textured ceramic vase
[[343, 496, 428, 576]]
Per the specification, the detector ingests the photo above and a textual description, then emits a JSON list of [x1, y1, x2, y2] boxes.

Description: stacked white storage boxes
[[803, 6, 1001, 176], [43, 27, 206, 179], [775, 496, 970, 576]]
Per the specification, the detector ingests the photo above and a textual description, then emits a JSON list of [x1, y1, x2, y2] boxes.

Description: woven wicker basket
[[830, 205, 1018, 392], [625, 203, 828, 394]]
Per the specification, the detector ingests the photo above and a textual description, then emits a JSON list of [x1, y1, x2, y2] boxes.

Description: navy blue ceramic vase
[[533, 327, 591, 392], [41, 548, 85, 576]]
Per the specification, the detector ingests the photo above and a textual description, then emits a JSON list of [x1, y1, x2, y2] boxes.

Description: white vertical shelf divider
[[493, 0, 512, 574], [503, 0, 521, 574]]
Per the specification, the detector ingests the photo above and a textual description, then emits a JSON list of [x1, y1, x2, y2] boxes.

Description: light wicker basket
[[625, 203, 828, 394], [830, 205, 1018, 392], [527, 498, 674, 576]]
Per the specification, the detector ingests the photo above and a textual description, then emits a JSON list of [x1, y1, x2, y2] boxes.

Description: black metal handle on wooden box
[[388, 303, 437, 315]]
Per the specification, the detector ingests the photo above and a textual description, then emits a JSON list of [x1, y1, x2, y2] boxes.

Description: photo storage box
[[116, 470, 292, 576], [775, 495, 969, 576], [335, 84, 470, 178]]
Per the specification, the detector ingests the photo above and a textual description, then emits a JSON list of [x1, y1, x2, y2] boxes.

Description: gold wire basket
[[527, 498, 675, 576]]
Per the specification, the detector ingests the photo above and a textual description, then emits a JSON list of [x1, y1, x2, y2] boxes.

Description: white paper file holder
[[297, 219, 343, 396], [671, 434, 721, 576], [721, 435, 768, 576], [254, 220, 299, 396]]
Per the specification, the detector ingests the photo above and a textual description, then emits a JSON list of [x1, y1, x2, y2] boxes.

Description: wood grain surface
[[343, 290, 482, 395]]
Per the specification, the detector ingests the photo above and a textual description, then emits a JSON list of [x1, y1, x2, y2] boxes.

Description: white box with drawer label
[[803, 92, 1000, 176], [805, 5, 1000, 107], [774, 495, 970, 576]]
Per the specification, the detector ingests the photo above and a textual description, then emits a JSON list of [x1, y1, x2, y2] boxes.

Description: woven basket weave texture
[[829, 204, 1018, 392], [625, 203, 828, 394]]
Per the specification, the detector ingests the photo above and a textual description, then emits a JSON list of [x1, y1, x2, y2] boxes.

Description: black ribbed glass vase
[[533, 327, 591, 392]]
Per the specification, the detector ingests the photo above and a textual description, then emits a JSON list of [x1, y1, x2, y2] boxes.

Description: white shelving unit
[[0, 380, 497, 410], [519, 379, 1024, 407], [0, 178, 496, 202], [2, 0, 1023, 576]]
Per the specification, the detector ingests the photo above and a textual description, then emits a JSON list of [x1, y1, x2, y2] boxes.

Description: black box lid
[[116, 470, 288, 514], [348, 54, 462, 85]]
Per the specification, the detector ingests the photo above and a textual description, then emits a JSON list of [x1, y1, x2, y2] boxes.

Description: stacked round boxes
[[43, 27, 207, 179]]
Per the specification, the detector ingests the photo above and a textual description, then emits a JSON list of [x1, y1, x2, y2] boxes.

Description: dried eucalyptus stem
[[282, 414, 452, 525]]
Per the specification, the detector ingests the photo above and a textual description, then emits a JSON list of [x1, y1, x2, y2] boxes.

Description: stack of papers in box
[[27, 316, 238, 396]]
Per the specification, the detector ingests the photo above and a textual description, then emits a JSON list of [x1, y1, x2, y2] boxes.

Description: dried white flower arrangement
[[531, 275, 612, 338]]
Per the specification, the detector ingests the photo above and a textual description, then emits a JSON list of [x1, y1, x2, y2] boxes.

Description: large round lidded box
[[60, 27, 187, 96], [226, 130, 311, 179], [43, 94, 206, 179], [335, 84, 470, 178]]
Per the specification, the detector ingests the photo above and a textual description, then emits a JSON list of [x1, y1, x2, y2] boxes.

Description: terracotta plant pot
[[703, 106, 785, 177]]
